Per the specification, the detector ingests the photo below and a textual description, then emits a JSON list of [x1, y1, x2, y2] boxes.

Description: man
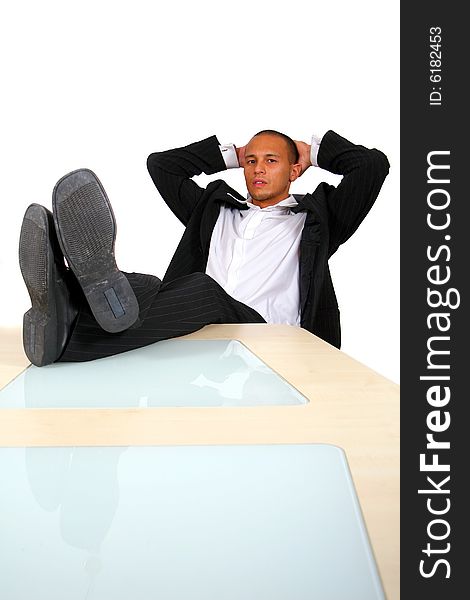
[[19, 129, 389, 366]]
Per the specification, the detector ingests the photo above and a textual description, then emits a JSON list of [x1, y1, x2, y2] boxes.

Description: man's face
[[243, 134, 300, 208]]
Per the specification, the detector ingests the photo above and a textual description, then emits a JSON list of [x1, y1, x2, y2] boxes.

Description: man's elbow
[[147, 152, 160, 176], [147, 152, 171, 185], [362, 148, 390, 184], [373, 149, 390, 179]]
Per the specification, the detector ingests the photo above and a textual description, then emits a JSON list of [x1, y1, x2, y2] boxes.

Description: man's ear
[[289, 163, 302, 182]]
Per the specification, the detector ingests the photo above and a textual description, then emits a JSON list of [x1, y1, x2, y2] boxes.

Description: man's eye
[[267, 159, 277, 163]]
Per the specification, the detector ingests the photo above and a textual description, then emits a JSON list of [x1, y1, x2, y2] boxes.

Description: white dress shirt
[[206, 134, 323, 325], [206, 197, 307, 325]]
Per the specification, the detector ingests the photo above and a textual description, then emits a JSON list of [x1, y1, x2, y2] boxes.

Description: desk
[[0, 324, 399, 599]]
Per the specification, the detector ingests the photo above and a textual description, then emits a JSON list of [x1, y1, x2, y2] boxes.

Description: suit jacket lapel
[[293, 191, 327, 318]]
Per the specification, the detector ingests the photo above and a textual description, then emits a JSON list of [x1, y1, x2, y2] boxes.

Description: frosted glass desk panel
[[0, 340, 307, 408], [0, 444, 384, 600]]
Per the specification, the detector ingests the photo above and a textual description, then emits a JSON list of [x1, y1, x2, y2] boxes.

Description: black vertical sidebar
[[401, 3, 467, 598]]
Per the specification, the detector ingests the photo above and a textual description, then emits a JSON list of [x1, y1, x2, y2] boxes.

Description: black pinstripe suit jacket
[[147, 130, 390, 348]]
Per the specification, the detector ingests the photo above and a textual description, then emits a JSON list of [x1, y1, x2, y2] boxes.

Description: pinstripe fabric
[[58, 272, 265, 362], [315, 131, 390, 256]]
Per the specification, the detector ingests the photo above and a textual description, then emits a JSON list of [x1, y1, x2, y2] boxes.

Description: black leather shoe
[[19, 204, 79, 366], [52, 169, 139, 333]]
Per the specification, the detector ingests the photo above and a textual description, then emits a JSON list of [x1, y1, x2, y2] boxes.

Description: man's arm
[[297, 130, 390, 255], [147, 136, 228, 226]]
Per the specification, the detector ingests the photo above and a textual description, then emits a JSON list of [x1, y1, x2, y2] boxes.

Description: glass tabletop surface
[[0, 444, 384, 600], [0, 339, 308, 408]]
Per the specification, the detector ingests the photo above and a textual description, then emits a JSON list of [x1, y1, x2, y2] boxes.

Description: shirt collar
[[245, 194, 298, 211]]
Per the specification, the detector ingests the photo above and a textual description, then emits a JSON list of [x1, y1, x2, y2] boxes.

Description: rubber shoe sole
[[19, 204, 78, 366], [52, 169, 139, 333]]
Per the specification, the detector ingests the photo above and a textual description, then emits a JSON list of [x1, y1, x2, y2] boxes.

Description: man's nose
[[254, 162, 265, 174]]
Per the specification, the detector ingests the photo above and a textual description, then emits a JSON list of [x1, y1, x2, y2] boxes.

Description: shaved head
[[253, 130, 299, 164]]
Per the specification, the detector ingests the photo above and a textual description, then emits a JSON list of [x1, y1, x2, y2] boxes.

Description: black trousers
[[58, 272, 265, 362]]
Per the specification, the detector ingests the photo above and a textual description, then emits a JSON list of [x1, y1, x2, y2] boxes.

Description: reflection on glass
[[0, 340, 308, 408], [24, 446, 125, 598], [0, 445, 385, 600]]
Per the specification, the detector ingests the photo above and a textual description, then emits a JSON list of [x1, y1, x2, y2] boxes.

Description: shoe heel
[[23, 310, 55, 367], [84, 273, 139, 333]]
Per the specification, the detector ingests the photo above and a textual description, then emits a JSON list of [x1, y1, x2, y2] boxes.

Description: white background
[[0, 0, 399, 382]]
